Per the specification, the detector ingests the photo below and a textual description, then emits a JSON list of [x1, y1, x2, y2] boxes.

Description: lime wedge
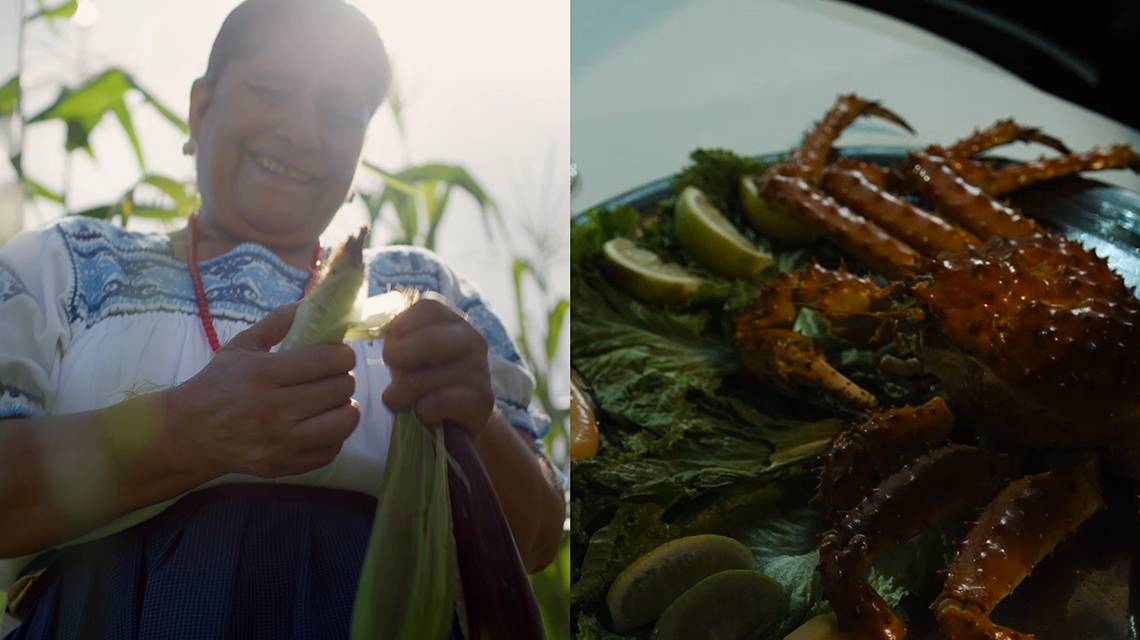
[[783, 613, 850, 640], [653, 570, 786, 640], [602, 237, 703, 304], [606, 534, 754, 632], [740, 175, 820, 244], [675, 185, 773, 277]]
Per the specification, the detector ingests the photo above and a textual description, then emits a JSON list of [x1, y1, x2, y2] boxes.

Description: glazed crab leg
[[902, 151, 1043, 240], [783, 94, 914, 182], [939, 119, 1070, 159], [832, 157, 894, 189], [929, 118, 1138, 197], [943, 145, 1140, 197], [819, 445, 1019, 640], [759, 172, 924, 278], [815, 396, 956, 520], [935, 458, 1104, 640], [820, 163, 980, 256]]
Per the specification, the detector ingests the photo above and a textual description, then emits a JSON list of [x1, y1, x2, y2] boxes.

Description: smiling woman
[[187, 0, 389, 263], [0, 1, 565, 638]]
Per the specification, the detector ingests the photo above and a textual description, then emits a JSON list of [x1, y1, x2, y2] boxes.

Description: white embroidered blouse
[[0, 217, 550, 587]]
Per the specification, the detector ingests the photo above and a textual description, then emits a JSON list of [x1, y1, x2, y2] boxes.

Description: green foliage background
[[0, 2, 569, 636]]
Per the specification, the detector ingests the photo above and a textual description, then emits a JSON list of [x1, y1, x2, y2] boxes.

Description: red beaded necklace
[[187, 212, 321, 352]]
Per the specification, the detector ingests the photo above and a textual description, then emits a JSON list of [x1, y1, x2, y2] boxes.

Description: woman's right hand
[[165, 303, 360, 478]]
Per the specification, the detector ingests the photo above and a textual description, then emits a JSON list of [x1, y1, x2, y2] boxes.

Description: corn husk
[[352, 409, 458, 640], [344, 288, 460, 640], [289, 227, 541, 638], [280, 228, 368, 351]]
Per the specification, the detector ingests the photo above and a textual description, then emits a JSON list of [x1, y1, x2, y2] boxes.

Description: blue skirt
[[6, 484, 463, 640]]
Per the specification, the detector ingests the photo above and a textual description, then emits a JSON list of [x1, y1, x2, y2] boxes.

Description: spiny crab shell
[[911, 232, 1140, 448]]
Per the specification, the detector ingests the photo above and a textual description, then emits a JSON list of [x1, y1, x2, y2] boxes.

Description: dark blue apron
[[5, 484, 463, 639]]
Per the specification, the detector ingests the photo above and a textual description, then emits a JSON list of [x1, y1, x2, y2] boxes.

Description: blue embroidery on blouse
[[0, 381, 43, 406], [55, 218, 308, 327], [0, 383, 44, 415], [366, 246, 524, 366], [0, 262, 27, 304], [40, 219, 545, 440], [0, 406, 41, 419]]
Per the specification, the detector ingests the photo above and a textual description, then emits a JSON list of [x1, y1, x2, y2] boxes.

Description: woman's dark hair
[[203, 0, 390, 112]]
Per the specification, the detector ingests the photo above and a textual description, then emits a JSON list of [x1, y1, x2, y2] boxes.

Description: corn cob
[[279, 227, 369, 351]]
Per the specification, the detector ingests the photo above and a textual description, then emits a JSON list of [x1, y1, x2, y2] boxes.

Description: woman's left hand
[[381, 295, 495, 441]]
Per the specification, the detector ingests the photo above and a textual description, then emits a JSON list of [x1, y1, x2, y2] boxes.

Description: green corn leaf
[[27, 0, 77, 22], [394, 194, 418, 244], [545, 298, 569, 363], [126, 206, 185, 222], [362, 163, 421, 244], [0, 75, 18, 118], [139, 174, 198, 216], [118, 197, 133, 226], [30, 70, 133, 147], [28, 69, 186, 162], [399, 163, 501, 241], [71, 204, 113, 220], [422, 182, 449, 251], [530, 535, 571, 640], [134, 85, 189, 134], [512, 258, 534, 361], [111, 101, 145, 171], [360, 161, 500, 249], [22, 177, 64, 204], [362, 162, 419, 197]]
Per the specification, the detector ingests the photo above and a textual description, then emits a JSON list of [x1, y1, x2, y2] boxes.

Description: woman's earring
[[182, 138, 197, 156]]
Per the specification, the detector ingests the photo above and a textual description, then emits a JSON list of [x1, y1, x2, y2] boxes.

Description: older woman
[[0, 0, 565, 637]]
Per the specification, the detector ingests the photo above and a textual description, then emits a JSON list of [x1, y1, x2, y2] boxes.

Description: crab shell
[[910, 232, 1140, 448]]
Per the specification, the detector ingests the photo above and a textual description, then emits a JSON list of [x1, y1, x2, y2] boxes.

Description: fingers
[[412, 386, 494, 436], [267, 344, 357, 385], [386, 296, 463, 339], [275, 373, 357, 420], [383, 319, 486, 370], [382, 356, 491, 411], [227, 303, 299, 350], [292, 400, 361, 450]]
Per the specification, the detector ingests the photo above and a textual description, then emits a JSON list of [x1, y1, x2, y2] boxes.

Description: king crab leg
[[832, 157, 894, 189], [942, 145, 1140, 197], [759, 172, 924, 278], [816, 396, 956, 520], [820, 163, 981, 256], [940, 119, 1070, 159], [784, 94, 914, 183], [820, 444, 1019, 640], [935, 458, 1104, 640], [903, 151, 1043, 240]]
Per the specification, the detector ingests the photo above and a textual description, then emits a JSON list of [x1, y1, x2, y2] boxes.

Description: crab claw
[[735, 328, 878, 413]]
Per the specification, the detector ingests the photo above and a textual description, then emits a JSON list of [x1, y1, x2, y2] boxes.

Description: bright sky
[[2, 0, 570, 439]]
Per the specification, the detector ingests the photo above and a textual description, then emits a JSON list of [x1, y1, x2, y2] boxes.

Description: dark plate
[[573, 147, 1140, 639]]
